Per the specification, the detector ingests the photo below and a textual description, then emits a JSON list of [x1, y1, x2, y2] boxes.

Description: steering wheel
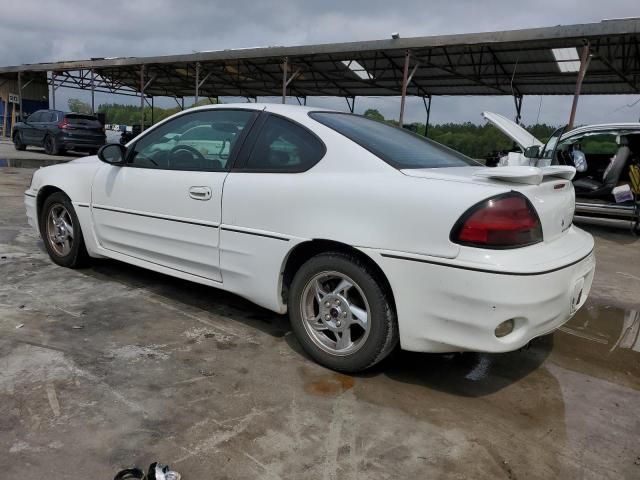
[[168, 144, 205, 168]]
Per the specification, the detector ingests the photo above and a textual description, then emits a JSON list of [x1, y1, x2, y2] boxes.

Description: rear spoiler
[[473, 166, 576, 185]]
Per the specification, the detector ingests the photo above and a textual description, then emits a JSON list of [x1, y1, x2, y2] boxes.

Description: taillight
[[58, 118, 68, 129], [450, 192, 542, 248]]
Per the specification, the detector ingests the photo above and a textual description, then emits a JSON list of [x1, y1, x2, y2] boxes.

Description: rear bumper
[[365, 227, 596, 353], [60, 134, 105, 150]]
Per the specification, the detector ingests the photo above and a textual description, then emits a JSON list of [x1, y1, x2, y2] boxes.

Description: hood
[[68, 155, 100, 164], [482, 111, 543, 151]]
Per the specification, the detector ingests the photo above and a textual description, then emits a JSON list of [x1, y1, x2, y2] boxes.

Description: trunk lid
[[482, 111, 543, 151], [402, 166, 577, 243]]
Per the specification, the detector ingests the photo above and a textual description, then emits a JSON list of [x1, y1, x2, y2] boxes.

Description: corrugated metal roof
[[1, 18, 638, 98]]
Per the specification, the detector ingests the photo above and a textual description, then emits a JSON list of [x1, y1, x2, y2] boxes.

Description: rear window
[[65, 114, 102, 127], [309, 112, 477, 169]]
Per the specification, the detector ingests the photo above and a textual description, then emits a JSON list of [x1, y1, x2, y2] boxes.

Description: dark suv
[[13, 110, 106, 155]]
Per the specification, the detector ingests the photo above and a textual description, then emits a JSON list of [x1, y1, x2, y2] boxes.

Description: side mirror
[[98, 143, 127, 165], [524, 145, 541, 159]]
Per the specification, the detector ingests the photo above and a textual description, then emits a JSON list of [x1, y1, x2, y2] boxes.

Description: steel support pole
[[423, 95, 432, 137], [17, 72, 22, 120], [513, 94, 523, 125], [399, 50, 410, 127], [151, 96, 154, 125], [51, 72, 56, 110], [195, 62, 200, 105], [2, 95, 7, 138], [568, 44, 591, 130], [140, 65, 145, 132], [282, 57, 288, 104], [345, 96, 355, 113], [90, 69, 95, 114], [181, 98, 184, 110]]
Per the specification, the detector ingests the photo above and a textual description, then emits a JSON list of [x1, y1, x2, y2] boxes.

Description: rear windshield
[[309, 112, 477, 169], [65, 114, 102, 127]]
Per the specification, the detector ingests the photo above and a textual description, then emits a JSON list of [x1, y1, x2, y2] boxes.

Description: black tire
[[39, 192, 89, 268], [43, 134, 61, 155], [288, 252, 398, 372], [13, 132, 26, 151]]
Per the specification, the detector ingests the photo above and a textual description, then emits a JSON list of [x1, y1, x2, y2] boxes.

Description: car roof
[[563, 123, 640, 138], [187, 103, 337, 115]]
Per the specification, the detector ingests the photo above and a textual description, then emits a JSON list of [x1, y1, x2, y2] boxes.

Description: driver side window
[[128, 109, 255, 171]]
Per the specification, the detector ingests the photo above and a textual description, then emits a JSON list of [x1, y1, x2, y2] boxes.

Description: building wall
[[0, 72, 49, 136]]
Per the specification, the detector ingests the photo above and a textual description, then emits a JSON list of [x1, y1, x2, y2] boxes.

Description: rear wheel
[[13, 132, 26, 151], [39, 192, 89, 268], [43, 135, 61, 155], [288, 252, 398, 372]]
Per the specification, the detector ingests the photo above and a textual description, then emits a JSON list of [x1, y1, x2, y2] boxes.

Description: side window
[[43, 112, 55, 122], [128, 109, 255, 171], [578, 134, 619, 156], [28, 112, 42, 122], [245, 116, 325, 172]]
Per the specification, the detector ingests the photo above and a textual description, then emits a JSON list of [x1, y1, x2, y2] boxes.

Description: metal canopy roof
[[1, 18, 639, 99]]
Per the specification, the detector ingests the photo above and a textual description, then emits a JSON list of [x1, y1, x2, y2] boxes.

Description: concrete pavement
[[1, 165, 638, 479]]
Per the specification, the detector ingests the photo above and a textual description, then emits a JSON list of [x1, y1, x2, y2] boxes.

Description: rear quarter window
[[65, 114, 102, 128], [244, 115, 325, 172]]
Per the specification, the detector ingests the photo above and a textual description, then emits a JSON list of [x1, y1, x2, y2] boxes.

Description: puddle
[[554, 302, 640, 386], [0, 158, 70, 168], [304, 372, 355, 397], [560, 304, 640, 354]]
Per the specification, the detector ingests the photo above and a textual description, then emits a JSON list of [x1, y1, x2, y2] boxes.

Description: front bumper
[[367, 228, 596, 353], [24, 191, 38, 234]]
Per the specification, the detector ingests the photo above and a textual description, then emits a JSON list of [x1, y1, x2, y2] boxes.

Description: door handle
[[189, 186, 212, 201]]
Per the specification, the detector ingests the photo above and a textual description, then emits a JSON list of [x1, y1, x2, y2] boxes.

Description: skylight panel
[[552, 48, 581, 73], [342, 60, 374, 80]]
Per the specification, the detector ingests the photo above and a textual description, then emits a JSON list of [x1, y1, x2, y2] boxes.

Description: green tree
[[67, 98, 92, 114], [363, 109, 385, 121]]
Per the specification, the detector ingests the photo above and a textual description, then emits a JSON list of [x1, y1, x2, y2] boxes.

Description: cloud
[[2, 0, 638, 124]]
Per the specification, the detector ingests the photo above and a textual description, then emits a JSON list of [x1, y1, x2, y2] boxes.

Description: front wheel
[[288, 252, 398, 372], [39, 192, 89, 268]]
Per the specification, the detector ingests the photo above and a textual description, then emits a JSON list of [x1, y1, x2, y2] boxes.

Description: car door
[[34, 111, 54, 145], [21, 111, 41, 144], [536, 125, 567, 167], [91, 108, 259, 282]]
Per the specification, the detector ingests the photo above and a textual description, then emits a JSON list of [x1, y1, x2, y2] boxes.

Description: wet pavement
[[0, 167, 639, 479]]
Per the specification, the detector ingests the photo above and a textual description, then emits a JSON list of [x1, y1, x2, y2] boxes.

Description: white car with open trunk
[[25, 104, 595, 372]]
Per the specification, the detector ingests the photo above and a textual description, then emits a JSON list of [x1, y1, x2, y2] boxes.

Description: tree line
[[68, 97, 218, 127]]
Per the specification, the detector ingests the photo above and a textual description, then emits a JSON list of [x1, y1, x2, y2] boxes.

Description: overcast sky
[[1, 0, 639, 125]]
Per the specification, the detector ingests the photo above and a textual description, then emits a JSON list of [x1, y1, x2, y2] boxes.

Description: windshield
[[309, 112, 478, 169]]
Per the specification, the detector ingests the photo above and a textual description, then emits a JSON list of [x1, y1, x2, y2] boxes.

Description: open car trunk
[[482, 112, 544, 151]]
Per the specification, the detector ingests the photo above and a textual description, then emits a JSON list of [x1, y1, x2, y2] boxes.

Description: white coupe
[[25, 104, 595, 372]]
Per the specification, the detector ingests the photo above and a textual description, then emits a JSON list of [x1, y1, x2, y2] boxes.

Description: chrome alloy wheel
[[300, 271, 371, 356], [46, 204, 74, 256]]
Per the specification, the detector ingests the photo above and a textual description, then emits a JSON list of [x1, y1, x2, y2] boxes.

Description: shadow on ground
[[81, 257, 552, 398]]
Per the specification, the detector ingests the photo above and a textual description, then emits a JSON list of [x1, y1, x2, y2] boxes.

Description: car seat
[[573, 136, 632, 198]]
